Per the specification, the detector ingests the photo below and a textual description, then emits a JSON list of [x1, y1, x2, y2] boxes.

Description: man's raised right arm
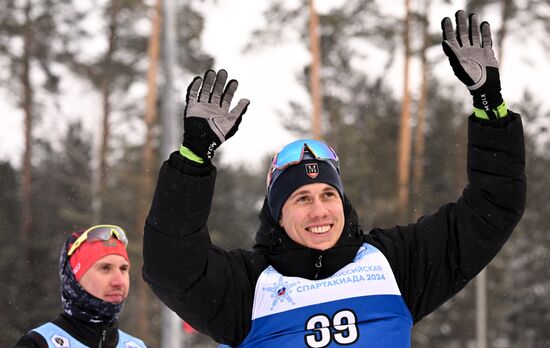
[[142, 70, 253, 344]]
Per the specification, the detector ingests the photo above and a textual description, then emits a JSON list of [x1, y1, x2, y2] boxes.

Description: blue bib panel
[[32, 322, 147, 348], [239, 243, 413, 348]]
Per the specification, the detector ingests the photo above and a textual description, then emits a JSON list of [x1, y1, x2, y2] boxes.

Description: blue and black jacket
[[15, 313, 148, 348]]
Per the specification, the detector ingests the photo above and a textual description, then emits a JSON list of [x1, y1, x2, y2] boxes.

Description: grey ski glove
[[181, 69, 250, 161], [442, 10, 507, 119]]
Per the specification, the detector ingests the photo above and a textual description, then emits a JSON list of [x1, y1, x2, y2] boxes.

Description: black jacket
[[143, 113, 526, 346], [15, 313, 122, 348]]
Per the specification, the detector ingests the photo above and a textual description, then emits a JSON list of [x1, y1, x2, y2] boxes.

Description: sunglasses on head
[[267, 139, 340, 187], [67, 224, 128, 257]]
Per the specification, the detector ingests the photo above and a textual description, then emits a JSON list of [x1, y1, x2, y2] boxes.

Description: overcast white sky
[[0, 0, 548, 170]]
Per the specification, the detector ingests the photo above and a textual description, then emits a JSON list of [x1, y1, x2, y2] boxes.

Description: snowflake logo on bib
[[51, 335, 69, 348], [263, 276, 300, 310]]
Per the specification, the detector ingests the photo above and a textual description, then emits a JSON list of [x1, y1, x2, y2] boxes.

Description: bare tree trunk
[[96, 84, 110, 222], [412, 0, 430, 220], [20, 1, 33, 234], [397, 0, 412, 221], [19, 3, 33, 313], [308, 0, 322, 140], [497, 0, 513, 69], [133, 0, 162, 341], [20, 0, 33, 272], [95, 4, 120, 222], [17, 0, 35, 321]]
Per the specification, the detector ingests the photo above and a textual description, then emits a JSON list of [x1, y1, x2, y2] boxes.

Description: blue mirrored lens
[[273, 139, 337, 169]]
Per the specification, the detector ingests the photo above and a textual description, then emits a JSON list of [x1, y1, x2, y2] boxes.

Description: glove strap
[[473, 101, 508, 120], [179, 145, 205, 164]]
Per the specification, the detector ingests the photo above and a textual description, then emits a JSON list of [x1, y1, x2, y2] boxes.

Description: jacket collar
[[53, 313, 119, 348]]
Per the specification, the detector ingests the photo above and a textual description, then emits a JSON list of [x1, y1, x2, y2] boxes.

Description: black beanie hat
[[268, 158, 344, 222]]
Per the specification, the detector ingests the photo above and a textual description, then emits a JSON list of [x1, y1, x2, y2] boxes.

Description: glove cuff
[[182, 118, 221, 160], [470, 67, 502, 111], [179, 144, 205, 164], [473, 100, 508, 120], [472, 89, 503, 110]]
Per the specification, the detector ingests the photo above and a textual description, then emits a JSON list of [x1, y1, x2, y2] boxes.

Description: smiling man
[[278, 182, 345, 251], [143, 10, 526, 348], [16, 225, 148, 348], [268, 145, 345, 253]]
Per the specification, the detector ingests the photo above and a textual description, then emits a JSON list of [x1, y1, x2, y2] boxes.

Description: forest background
[[1, 0, 549, 347]]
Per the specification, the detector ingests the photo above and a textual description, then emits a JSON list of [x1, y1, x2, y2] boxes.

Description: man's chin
[[308, 239, 337, 251]]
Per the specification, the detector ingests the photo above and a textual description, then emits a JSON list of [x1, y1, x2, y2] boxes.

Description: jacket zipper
[[314, 254, 323, 280], [98, 328, 106, 348]]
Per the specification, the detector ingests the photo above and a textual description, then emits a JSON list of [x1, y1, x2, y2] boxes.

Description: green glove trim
[[473, 101, 508, 120], [179, 145, 205, 164]]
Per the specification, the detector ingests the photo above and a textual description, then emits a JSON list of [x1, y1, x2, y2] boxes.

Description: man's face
[[279, 183, 344, 251], [78, 254, 130, 304]]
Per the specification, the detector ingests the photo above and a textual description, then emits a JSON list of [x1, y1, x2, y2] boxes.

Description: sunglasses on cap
[[67, 224, 128, 257], [267, 139, 340, 187]]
